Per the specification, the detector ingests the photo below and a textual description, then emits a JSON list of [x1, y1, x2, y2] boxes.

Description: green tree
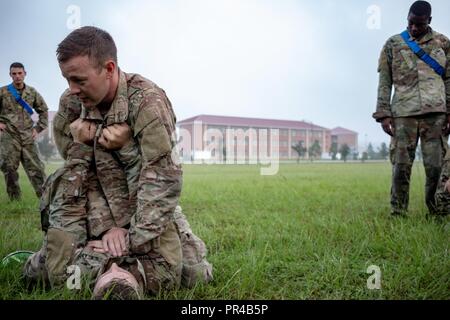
[[37, 134, 55, 162], [367, 143, 377, 160], [329, 142, 338, 160], [378, 142, 389, 160], [339, 143, 351, 162], [308, 140, 322, 161], [291, 141, 307, 163]]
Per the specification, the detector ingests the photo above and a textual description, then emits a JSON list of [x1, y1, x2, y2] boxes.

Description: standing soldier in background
[[373, 1, 450, 217], [0, 62, 48, 200]]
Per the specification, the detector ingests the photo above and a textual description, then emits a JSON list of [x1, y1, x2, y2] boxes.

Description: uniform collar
[[81, 70, 129, 125], [407, 27, 434, 44], [10, 83, 27, 92]]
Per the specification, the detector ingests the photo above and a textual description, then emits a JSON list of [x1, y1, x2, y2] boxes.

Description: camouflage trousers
[[435, 147, 450, 215], [390, 114, 447, 215], [0, 130, 45, 200], [23, 222, 182, 296]]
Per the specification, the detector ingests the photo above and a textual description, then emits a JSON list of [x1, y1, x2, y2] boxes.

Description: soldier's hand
[[86, 240, 107, 253], [381, 117, 394, 136], [0, 122, 5, 132], [32, 128, 39, 140], [445, 180, 450, 194], [98, 123, 132, 150], [69, 119, 96, 145], [102, 227, 128, 257]]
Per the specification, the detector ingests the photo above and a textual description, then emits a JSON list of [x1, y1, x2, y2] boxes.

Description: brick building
[[330, 127, 359, 152], [176, 115, 358, 162]]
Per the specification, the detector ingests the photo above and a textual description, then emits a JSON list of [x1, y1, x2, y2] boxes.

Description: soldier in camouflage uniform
[[23, 26, 212, 296], [373, 1, 450, 216], [0, 62, 48, 200]]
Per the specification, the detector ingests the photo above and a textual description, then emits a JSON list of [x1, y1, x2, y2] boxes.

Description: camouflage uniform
[[24, 71, 212, 294], [0, 84, 48, 199], [373, 28, 450, 215], [435, 143, 450, 215]]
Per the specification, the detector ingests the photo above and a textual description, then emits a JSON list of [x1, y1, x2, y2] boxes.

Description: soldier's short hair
[[409, 1, 432, 17], [56, 26, 118, 70], [10, 62, 25, 70]]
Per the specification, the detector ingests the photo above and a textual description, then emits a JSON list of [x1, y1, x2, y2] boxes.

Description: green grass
[[0, 162, 449, 300]]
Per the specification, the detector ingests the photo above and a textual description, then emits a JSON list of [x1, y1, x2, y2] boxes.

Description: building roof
[[330, 127, 358, 135], [177, 114, 329, 131]]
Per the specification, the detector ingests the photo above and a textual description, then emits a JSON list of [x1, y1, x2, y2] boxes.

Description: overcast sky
[[1, 0, 449, 149]]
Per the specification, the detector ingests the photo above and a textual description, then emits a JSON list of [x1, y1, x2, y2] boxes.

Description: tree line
[[291, 141, 390, 162]]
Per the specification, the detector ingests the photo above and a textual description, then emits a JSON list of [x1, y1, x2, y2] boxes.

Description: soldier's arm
[[128, 92, 182, 254], [114, 140, 141, 204], [445, 38, 450, 115], [99, 123, 142, 202], [0, 89, 7, 126], [53, 111, 73, 160], [33, 90, 49, 133], [53, 92, 81, 160], [373, 42, 393, 122]]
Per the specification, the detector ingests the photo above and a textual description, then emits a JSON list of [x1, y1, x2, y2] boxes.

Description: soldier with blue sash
[[373, 1, 450, 217], [0, 62, 48, 200]]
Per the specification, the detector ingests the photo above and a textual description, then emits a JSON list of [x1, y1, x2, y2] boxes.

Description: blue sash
[[7, 83, 34, 115], [400, 30, 445, 77]]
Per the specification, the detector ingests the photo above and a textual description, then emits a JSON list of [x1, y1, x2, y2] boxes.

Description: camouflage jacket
[[52, 70, 182, 253], [373, 29, 450, 121], [0, 84, 48, 140]]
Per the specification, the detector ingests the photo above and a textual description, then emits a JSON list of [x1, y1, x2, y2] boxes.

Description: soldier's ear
[[428, 16, 432, 24], [104, 60, 116, 79]]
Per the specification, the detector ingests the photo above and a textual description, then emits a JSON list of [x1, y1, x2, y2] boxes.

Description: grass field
[[0, 162, 448, 300]]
